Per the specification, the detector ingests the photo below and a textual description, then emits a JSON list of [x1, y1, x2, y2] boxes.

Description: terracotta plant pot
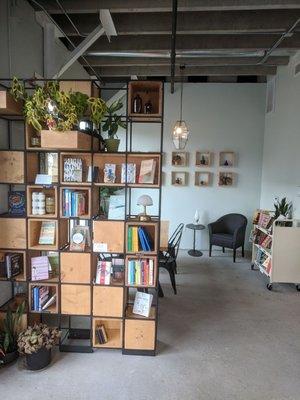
[[105, 138, 120, 152], [25, 347, 51, 371], [1, 350, 18, 366]]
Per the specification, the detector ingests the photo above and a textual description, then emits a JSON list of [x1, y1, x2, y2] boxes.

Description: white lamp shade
[[137, 195, 153, 207]]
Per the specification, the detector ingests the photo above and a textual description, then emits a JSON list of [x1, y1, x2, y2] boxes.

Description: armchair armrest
[[233, 225, 246, 245]]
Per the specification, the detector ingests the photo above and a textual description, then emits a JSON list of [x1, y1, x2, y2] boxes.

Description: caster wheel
[[296, 285, 300, 292], [267, 283, 273, 291]]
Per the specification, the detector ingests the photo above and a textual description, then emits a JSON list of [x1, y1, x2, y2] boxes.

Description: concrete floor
[[1, 251, 300, 400]]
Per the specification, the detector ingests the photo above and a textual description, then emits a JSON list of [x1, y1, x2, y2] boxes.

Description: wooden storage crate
[[0, 218, 26, 249], [27, 219, 68, 250], [125, 255, 157, 287], [93, 220, 124, 253], [0, 151, 24, 183], [124, 319, 155, 350], [41, 130, 96, 151], [61, 284, 91, 315], [128, 81, 163, 120], [126, 221, 158, 255], [0, 91, 23, 115], [27, 185, 58, 218], [26, 152, 59, 184], [28, 283, 58, 314], [59, 81, 99, 97], [60, 252, 91, 284], [93, 286, 123, 317], [92, 318, 123, 348], [60, 186, 91, 219], [93, 153, 126, 186]]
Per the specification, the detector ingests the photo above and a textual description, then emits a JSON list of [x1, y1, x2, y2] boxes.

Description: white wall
[[260, 52, 300, 215], [129, 83, 266, 250]]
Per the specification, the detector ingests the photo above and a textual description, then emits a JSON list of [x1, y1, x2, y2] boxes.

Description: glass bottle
[[132, 94, 142, 113]]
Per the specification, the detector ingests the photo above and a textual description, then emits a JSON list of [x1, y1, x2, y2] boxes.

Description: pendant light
[[172, 65, 189, 149]]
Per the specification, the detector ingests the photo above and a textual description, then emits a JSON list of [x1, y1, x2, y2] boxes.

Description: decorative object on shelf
[[103, 164, 116, 184], [10, 77, 107, 132], [70, 225, 89, 251], [102, 100, 126, 152], [0, 301, 25, 366], [121, 163, 136, 184], [137, 195, 153, 221], [45, 196, 55, 214], [171, 171, 188, 186], [144, 94, 153, 114], [172, 151, 187, 167], [78, 118, 93, 133], [8, 191, 25, 216], [133, 291, 153, 317], [196, 151, 211, 167], [194, 210, 200, 224], [0, 252, 24, 279], [30, 130, 41, 147], [219, 172, 234, 186], [172, 66, 189, 149], [219, 151, 235, 167], [138, 159, 156, 184], [274, 197, 292, 220], [132, 93, 143, 114], [195, 171, 212, 187], [17, 323, 60, 370], [32, 192, 46, 216]]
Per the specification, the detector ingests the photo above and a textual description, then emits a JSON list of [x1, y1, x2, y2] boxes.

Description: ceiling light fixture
[[172, 65, 189, 150]]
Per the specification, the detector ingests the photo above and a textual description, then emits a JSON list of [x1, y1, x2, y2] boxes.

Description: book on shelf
[[87, 166, 99, 183], [47, 252, 59, 276], [31, 286, 56, 312], [121, 163, 136, 184], [31, 256, 50, 281], [259, 235, 272, 249], [108, 195, 125, 220], [38, 221, 56, 245], [258, 212, 274, 230], [40, 153, 58, 182], [112, 257, 124, 281], [95, 260, 112, 285], [262, 256, 272, 274], [103, 164, 116, 184], [62, 189, 87, 217], [96, 325, 108, 344], [127, 226, 153, 252], [132, 291, 153, 318], [63, 158, 83, 182], [8, 191, 25, 216], [127, 258, 154, 286], [0, 252, 23, 279], [138, 159, 156, 184], [70, 225, 90, 251]]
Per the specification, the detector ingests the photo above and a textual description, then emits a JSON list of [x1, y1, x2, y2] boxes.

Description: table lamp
[[137, 195, 153, 221]]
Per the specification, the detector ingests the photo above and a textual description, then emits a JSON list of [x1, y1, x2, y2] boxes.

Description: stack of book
[[31, 287, 56, 312], [127, 258, 154, 286], [62, 189, 87, 217], [127, 226, 152, 252], [95, 260, 112, 285], [121, 163, 136, 184], [96, 325, 108, 344], [0, 252, 23, 279]]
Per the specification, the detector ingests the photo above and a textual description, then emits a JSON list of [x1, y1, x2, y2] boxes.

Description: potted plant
[[17, 323, 60, 370], [0, 301, 25, 366], [102, 100, 126, 152], [274, 197, 293, 226]]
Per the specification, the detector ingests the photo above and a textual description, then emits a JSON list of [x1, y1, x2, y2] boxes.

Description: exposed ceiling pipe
[[258, 17, 300, 65], [170, 0, 178, 93], [86, 50, 265, 58]]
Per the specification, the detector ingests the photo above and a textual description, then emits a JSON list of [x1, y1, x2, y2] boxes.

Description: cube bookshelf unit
[[126, 221, 158, 255], [0, 79, 163, 357], [128, 81, 163, 121], [29, 283, 58, 314], [27, 185, 58, 218], [195, 172, 212, 187], [60, 186, 92, 219], [219, 151, 235, 167], [0, 250, 26, 282], [171, 171, 188, 186], [218, 172, 234, 187], [172, 151, 188, 167], [196, 151, 212, 167], [60, 152, 92, 186], [125, 255, 157, 288], [93, 318, 123, 349]]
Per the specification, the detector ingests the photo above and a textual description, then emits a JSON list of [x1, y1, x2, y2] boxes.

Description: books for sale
[[63, 158, 83, 182], [138, 159, 156, 184], [8, 191, 25, 215], [31, 256, 50, 281], [62, 189, 87, 217], [121, 163, 136, 184], [95, 260, 112, 285], [31, 286, 56, 312], [133, 291, 153, 318], [38, 221, 56, 245], [127, 226, 153, 252], [258, 212, 274, 230], [127, 258, 155, 286], [0, 252, 23, 278], [39, 152, 59, 182], [103, 164, 116, 183], [96, 325, 108, 344]]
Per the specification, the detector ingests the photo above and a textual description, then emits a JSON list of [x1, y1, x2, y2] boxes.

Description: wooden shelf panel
[[28, 219, 68, 251], [61, 284, 91, 315], [0, 151, 24, 183], [29, 283, 58, 314], [125, 255, 157, 287], [124, 319, 155, 351], [0, 218, 26, 249], [0, 91, 23, 115], [92, 318, 123, 348], [128, 81, 163, 119], [126, 305, 156, 320], [93, 220, 124, 253], [93, 286, 123, 317], [60, 252, 91, 284], [60, 152, 92, 185]]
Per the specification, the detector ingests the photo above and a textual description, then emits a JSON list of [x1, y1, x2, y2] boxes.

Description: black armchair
[[208, 214, 247, 262]]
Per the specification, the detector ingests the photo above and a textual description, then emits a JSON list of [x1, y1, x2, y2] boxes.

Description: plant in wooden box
[[0, 302, 25, 366], [274, 197, 292, 226], [17, 323, 60, 370], [102, 100, 126, 152]]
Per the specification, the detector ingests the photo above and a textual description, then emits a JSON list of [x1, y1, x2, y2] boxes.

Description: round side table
[[186, 223, 205, 257]]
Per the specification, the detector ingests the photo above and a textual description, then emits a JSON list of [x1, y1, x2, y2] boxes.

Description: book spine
[[149, 259, 154, 286]]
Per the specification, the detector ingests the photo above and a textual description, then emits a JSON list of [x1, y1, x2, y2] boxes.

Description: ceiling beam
[[34, 0, 300, 14], [75, 33, 300, 52], [85, 65, 277, 76], [51, 10, 300, 36], [82, 55, 290, 66]]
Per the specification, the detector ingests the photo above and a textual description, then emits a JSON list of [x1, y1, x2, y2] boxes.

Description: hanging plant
[[88, 97, 107, 127]]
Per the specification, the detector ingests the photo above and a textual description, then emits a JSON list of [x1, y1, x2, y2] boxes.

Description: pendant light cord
[[179, 65, 185, 122]]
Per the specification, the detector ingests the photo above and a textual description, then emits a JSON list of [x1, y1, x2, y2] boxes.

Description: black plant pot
[[1, 350, 18, 366], [25, 347, 51, 371]]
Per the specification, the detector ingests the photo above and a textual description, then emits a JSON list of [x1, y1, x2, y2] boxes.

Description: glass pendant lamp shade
[[172, 66, 190, 150], [173, 120, 189, 149]]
